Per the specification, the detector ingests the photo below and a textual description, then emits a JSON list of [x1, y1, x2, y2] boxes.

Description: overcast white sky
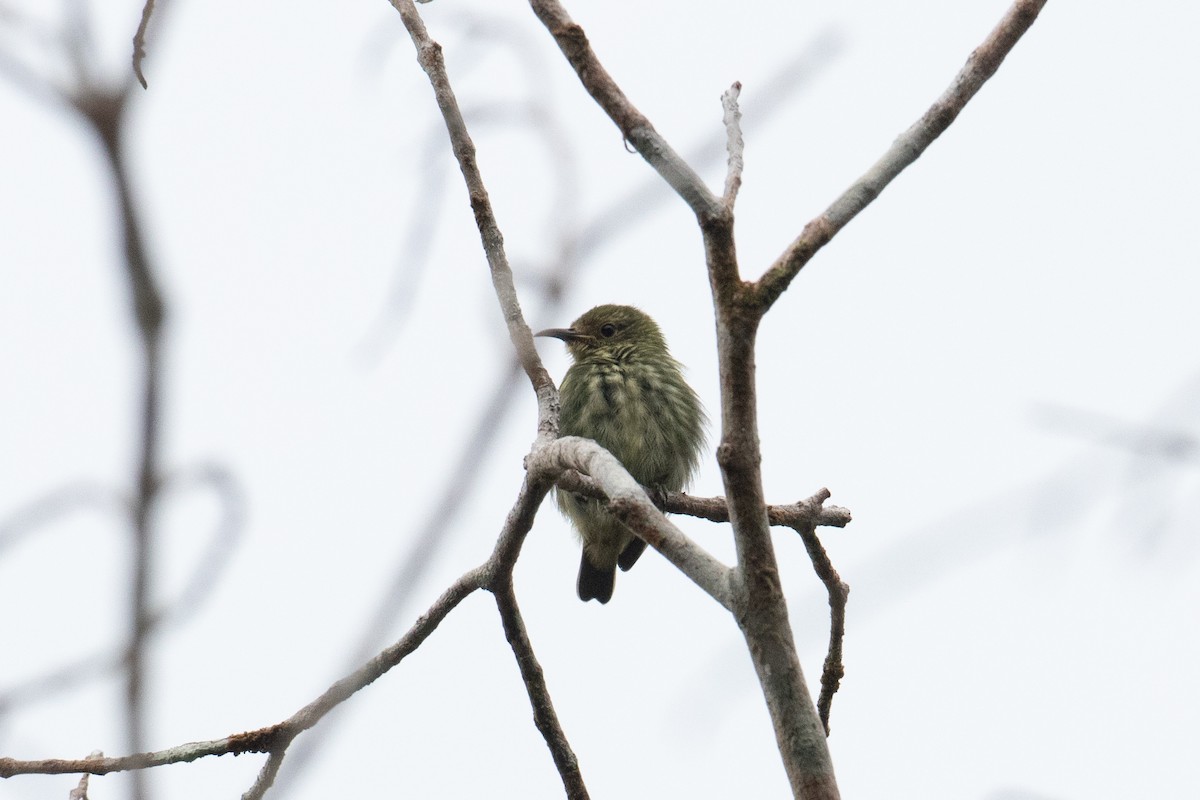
[[2, 1, 1198, 798]]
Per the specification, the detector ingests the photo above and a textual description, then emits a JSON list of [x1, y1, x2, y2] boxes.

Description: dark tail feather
[[577, 552, 615, 604], [617, 537, 647, 571]]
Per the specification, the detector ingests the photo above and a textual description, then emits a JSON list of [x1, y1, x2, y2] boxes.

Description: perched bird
[[537, 304, 706, 603]]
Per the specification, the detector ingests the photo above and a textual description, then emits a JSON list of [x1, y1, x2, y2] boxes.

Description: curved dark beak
[[535, 327, 583, 341]]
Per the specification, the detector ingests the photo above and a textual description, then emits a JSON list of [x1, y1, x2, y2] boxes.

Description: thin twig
[[754, 0, 1049, 309], [132, 0, 158, 88], [146, 463, 245, 628], [492, 582, 590, 800], [570, 29, 842, 258], [388, 0, 554, 418], [0, 459, 565, 785], [269, 4, 573, 791], [1, 462, 561, 784], [483, 470, 593, 797], [67, 751, 101, 800], [68, 770, 90, 800], [379, 7, 594, 790], [0, 564, 488, 780], [526, 0, 723, 221], [554, 471, 851, 531], [0, 482, 125, 556], [240, 749, 287, 800], [721, 82, 744, 208], [792, 523, 849, 736], [348, 361, 522, 663], [358, 14, 582, 360]]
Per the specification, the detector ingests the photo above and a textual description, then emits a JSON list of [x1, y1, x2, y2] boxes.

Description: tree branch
[[521, 1, 842, 793], [1, 1, 1050, 796], [388, 0, 557, 439], [0, 456, 573, 788], [721, 82, 744, 208], [67, 752, 101, 800], [529, 437, 735, 610], [526, 0, 723, 221], [555, 472, 851, 531], [525, 4, 1047, 794], [492, 582, 590, 800], [792, 522, 849, 736], [240, 750, 286, 800], [131, 0, 159, 89], [0, 563, 488, 781], [754, 0, 1049, 308], [64, 82, 163, 800], [713, 299, 838, 798]]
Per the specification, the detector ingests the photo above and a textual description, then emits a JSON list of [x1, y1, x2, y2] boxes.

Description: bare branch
[[76, 86, 163, 800], [67, 752, 101, 800], [556, 464, 852, 738], [148, 463, 245, 628], [755, 0, 1049, 308], [3, 468, 558, 787], [526, 0, 723, 221], [555, 471, 850, 531], [493, 583, 590, 800], [358, 15, 582, 362], [0, 482, 125, 556], [0, 187, 549, 784], [472, 470, 595, 796], [269, 5, 585, 790], [791, 523, 849, 736], [699, 4, 1046, 791], [522, 4, 852, 793], [387, 0, 556, 437], [0, 72, 169, 797], [0, 737, 260, 778], [710, 300, 837, 799], [570, 29, 841, 260], [1, 1, 1049, 795], [721, 82, 744, 208], [132, 0, 158, 88], [343, 26, 846, 664], [332, 30, 846, 717], [240, 750, 286, 800], [673, 488, 851, 530], [529, 436, 734, 609], [0, 564, 488, 781]]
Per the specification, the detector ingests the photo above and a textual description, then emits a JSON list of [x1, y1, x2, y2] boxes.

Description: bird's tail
[[577, 552, 616, 604], [617, 537, 647, 571]]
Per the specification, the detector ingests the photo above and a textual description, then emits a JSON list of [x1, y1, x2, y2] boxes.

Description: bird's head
[[536, 304, 669, 363]]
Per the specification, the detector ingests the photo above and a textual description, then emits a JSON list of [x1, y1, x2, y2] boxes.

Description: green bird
[[537, 304, 706, 604]]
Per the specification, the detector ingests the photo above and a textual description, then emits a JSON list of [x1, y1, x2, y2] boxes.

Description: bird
[[536, 304, 706, 603]]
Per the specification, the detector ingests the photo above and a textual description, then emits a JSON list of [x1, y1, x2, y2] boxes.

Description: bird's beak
[[535, 327, 583, 342]]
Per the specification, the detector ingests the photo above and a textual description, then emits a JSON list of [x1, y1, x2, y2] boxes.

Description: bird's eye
[[599, 323, 617, 338]]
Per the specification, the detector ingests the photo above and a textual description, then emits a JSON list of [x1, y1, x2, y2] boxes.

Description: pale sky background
[[2, 1, 1198, 799]]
